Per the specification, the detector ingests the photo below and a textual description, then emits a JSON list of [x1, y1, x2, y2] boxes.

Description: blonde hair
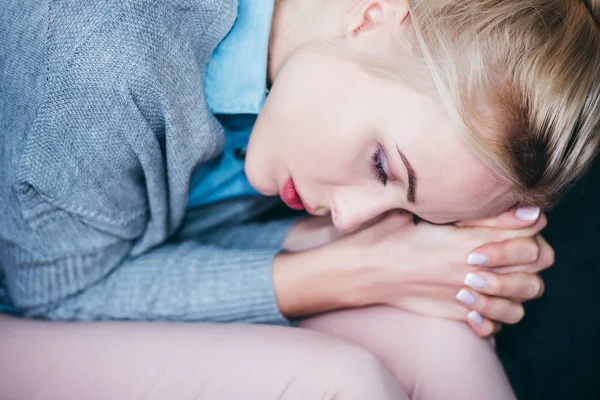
[[407, 0, 600, 208]]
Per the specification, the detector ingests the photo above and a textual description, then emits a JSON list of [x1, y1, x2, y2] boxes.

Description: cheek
[[257, 58, 376, 184], [292, 136, 355, 179], [266, 109, 362, 177]]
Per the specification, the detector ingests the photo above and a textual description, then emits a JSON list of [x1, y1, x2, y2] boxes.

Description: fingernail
[[456, 289, 477, 306], [515, 206, 540, 221], [464, 273, 487, 290], [468, 310, 484, 325], [468, 253, 489, 266]]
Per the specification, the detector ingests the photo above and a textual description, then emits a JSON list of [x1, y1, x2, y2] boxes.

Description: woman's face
[[245, 1, 515, 233], [246, 52, 514, 232]]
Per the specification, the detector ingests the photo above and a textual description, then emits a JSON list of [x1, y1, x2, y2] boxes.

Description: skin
[[246, 0, 515, 234], [243, 0, 554, 338]]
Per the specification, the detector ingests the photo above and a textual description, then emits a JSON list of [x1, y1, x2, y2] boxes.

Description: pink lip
[[280, 178, 319, 215], [280, 178, 305, 211]]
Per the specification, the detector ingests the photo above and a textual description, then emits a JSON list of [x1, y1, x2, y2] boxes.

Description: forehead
[[413, 141, 514, 222]]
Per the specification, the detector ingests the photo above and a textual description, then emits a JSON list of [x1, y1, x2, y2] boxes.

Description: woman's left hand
[[456, 208, 555, 337]]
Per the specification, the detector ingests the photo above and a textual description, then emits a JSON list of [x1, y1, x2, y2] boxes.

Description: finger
[[492, 322, 503, 334], [488, 235, 555, 275], [467, 236, 539, 268], [487, 212, 548, 242], [463, 271, 545, 300], [535, 235, 555, 272], [461, 214, 548, 253], [457, 206, 541, 229], [465, 311, 496, 338], [456, 289, 525, 324]]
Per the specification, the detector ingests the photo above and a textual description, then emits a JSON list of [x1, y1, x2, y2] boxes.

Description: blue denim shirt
[[187, 0, 275, 208]]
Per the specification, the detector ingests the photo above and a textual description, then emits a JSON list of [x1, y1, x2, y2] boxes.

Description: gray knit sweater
[[0, 0, 295, 324]]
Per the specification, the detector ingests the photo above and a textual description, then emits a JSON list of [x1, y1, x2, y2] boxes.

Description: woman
[[1, 0, 598, 398]]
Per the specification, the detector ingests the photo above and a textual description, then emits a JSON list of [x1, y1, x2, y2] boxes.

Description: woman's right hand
[[324, 210, 552, 337]]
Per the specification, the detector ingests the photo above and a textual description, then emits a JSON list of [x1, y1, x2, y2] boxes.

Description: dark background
[[498, 157, 600, 400]]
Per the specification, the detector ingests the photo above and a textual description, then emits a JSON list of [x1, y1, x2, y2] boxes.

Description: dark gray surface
[[498, 157, 600, 400]]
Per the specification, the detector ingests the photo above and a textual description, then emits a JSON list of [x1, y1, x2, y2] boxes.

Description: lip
[[280, 178, 316, 214]]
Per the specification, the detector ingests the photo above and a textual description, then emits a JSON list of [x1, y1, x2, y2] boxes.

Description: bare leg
[[0, 315, 407, 400], [300, 306, 516, 400]]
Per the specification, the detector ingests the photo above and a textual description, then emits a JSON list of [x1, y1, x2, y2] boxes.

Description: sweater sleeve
[[31, 239, 290, 325], [180, 217, 302, 250]]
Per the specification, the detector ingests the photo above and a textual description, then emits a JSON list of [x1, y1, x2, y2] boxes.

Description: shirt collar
[[204, 0, 275, 115]]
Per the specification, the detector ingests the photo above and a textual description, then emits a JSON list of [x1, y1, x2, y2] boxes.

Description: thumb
[[457, 206, 542, 230]]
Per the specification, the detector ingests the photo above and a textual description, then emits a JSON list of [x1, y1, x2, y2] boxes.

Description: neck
[[268, 1, 296, 85], [268, 0, 330, 85]]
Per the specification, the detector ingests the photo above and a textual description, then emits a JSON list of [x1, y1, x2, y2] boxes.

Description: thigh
[[0, 315, 406, 400], [300, 306, 516, 400]]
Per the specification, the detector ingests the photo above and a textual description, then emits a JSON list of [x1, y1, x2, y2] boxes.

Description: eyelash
[[371, 148, 388, 186]]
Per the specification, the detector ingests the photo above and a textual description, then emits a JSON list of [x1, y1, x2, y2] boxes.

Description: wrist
[[282, 216, 342, 252], [272, 243, 378, 319]]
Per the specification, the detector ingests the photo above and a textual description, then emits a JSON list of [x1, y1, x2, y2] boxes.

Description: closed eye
[[371, 148, 388, 186]]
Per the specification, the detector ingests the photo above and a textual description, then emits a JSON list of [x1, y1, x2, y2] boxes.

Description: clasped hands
[[283, 207, 553, 338]]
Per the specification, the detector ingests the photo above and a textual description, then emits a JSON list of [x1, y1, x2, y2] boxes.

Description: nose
[[330, 186, 394, 233]]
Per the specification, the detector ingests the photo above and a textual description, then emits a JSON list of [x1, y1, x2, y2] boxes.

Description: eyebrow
[[397, 147, 417, 204]]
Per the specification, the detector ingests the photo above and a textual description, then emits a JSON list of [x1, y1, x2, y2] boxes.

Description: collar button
[[234, 147, 246, 160]]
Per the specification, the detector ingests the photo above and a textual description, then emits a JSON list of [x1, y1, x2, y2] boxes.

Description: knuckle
[[534, 278, 546, 298], [538, 213, 548, 230], [536, 249, 555, 271], [489, 275, 504, 296], [537, 237, 555, 266], [475, 295, 490, 315], [478, 325, 495, 339], [526, 279, 542, 299], [526, 240, 540, 263], [546, 247, 556, 266], [515, 273, 537, 298], [508, 305, 525, 324], [487, 243, 507, 265], [498, 247, 511, 266]]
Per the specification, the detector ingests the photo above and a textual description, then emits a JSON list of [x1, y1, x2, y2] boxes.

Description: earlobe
[[343, 0, 409, 38]]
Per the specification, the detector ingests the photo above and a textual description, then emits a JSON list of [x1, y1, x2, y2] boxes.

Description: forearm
[[273, 243, 376, 318]]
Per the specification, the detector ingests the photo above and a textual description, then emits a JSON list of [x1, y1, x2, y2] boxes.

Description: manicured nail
[[515, 206, 540, 221], [468, 253, 489, 266], [456, 289, 477, 306], [464, 273, 487, 290], [468, 310, 484, 325]]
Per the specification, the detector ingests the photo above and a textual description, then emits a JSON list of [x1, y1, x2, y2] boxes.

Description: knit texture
[[0, 0, 294, 324]]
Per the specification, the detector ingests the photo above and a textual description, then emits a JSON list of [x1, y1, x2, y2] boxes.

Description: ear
[[343, 0, 410, 38]]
